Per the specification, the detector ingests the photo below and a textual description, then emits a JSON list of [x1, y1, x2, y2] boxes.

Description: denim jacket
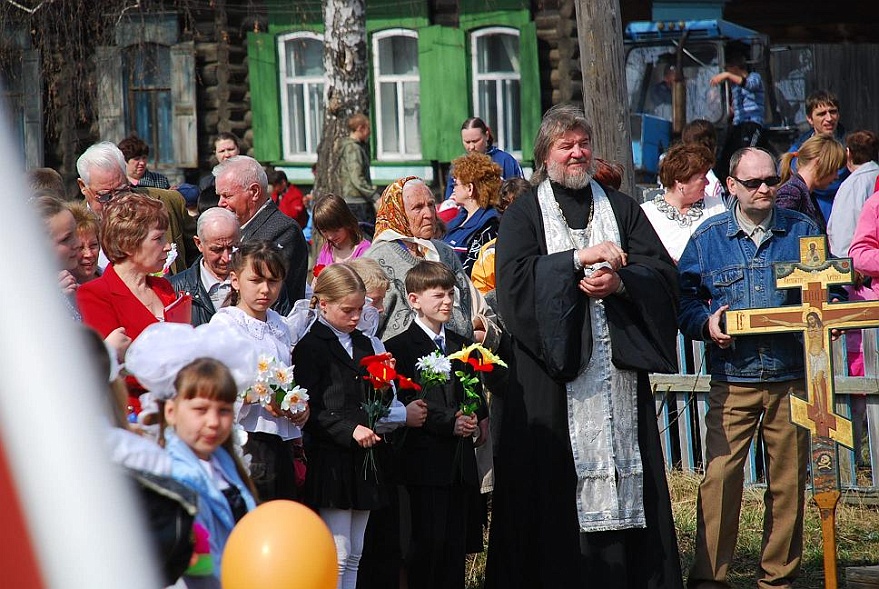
[[678, 207, 820, 382]]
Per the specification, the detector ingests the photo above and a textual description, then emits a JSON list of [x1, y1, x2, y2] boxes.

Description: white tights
[[320, 508, 370, 589]]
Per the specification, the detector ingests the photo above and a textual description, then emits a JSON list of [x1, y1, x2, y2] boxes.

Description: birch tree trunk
[[574, 0, 636, 197], [313, 0, 369, 199]]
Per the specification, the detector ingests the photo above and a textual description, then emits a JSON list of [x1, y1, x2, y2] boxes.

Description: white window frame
[[278, 31, 324, 162], [470, 26, 521, 158], [372, 28, 421, 161]]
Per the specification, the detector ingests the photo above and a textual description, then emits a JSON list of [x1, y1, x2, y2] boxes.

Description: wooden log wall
[[534, 0, 581, 111], [194, 0, 253, 169]]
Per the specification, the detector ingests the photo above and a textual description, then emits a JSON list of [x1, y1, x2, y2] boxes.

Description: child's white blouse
[[211, 306, 300, 440]]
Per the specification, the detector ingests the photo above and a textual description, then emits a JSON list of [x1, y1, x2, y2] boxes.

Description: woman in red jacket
[[78, 192, 177, 417]]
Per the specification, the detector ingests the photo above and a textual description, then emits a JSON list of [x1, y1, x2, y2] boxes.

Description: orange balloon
[[221, 500, 337, 589]]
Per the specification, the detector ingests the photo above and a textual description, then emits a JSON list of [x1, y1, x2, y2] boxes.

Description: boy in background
[[712, 45, 766, 181]]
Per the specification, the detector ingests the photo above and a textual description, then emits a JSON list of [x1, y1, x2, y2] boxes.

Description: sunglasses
[[731, 175, 781, 190], [92, 185, 131, 204]]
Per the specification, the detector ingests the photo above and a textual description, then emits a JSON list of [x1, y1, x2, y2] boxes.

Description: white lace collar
[[215, 306, 290, 344]]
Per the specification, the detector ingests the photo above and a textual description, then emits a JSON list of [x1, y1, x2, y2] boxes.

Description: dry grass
[[670, 470, 879, 588], [464, 471, 879, 589]]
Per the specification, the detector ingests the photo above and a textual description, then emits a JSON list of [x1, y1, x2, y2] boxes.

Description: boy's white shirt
[[413, 314, 446, 342]]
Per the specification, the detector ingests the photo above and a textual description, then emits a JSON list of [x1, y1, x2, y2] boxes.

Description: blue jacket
[[678, 207, 820, 382], [165, 432, 256, 576]]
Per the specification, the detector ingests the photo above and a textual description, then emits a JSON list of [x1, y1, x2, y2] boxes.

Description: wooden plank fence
[[651, 328, 879, 490]]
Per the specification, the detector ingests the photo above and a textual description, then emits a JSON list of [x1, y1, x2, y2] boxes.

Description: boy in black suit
[[385, 261, 487, 589]]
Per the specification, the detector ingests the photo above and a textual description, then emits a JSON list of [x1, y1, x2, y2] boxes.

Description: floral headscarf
[[374, 175, 420, 237], [373, 176, 440, 261]]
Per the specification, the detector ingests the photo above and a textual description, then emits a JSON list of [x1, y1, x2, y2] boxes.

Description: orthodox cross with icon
[[725, 235, 879, 589]]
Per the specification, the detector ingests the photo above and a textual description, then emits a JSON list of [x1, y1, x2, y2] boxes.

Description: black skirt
[[304, 438, 391, 511]]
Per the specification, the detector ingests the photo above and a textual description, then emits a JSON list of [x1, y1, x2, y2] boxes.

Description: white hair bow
[[125, 322, 258, 401]]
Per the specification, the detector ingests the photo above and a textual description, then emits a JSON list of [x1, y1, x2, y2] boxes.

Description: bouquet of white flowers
[[243, 354, 309, 413]]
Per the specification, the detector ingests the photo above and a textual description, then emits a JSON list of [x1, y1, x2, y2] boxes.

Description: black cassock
[[486, 181, 684, 589]]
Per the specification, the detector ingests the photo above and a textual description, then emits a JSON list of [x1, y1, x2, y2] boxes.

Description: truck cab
[[623, 19, 789, 184]]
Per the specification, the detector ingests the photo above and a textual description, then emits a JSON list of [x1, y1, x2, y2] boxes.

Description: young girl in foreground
[[164, 357, 257, 586], [313, 194, 371, 265], [125, 320, 263, 587], [293, 264, 412, 589], [210, 240, 309, 501]]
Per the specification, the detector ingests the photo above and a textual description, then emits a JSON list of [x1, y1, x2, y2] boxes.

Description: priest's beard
[[547, 158, 596, 189]]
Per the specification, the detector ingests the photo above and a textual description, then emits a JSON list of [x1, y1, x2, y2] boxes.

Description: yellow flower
[[446, 343, 480, 363], [473, 344, 508, 368], [447, 342, 507, 369]]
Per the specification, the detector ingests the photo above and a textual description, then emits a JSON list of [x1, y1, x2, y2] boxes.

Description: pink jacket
[[316, 239, 371, 266], [848, 189, 879, 301]]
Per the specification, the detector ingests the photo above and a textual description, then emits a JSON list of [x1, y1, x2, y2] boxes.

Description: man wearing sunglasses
[[76, 142, 189, 274], [678, 147, 821, 589]]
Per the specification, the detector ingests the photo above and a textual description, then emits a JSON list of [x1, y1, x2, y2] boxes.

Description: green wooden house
[[248, 0, 544, 186]]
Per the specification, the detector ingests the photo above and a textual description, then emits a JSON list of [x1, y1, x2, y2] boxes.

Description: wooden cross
[[725, 235, 879, 589]]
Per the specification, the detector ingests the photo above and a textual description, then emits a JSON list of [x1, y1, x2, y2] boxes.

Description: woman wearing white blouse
[[641, 142, 727, 263]]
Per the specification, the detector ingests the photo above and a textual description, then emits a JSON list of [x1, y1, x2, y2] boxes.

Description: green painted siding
[[458, 9, 531, 30], [367, 17, 429, 33], [255, 5, 540, 166], [519, 20, 539, 159], [247, 32, 282, 162], [418, 25, 469, 163]]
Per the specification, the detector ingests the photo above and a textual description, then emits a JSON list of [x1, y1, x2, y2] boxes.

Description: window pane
[[624, 44, 723, 124], [472, 30, 521, 155], [477, 80, 498, 135], [126, 44, 171, 88], [287, 83, 307, 152], [287, 38, 324, 77], [379, 82, 399, 153], [378, 36, 418, 76], [308, 83, 325, 151], [281, 35, 325, 158], [402, 81, 420, 155], [476, 33, 519, 74], [772, 48, 813, 126]]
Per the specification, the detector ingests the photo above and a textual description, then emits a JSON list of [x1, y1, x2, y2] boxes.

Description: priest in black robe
[[486, 103, 684, 589]]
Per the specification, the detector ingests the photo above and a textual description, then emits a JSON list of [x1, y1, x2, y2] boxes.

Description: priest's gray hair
[[531, 103, 593, 186], [76, 141, 127, 185], [213, 155, 268, 194]]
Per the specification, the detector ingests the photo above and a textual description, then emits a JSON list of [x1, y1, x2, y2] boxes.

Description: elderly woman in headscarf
[[364, 176, 478, 342]]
